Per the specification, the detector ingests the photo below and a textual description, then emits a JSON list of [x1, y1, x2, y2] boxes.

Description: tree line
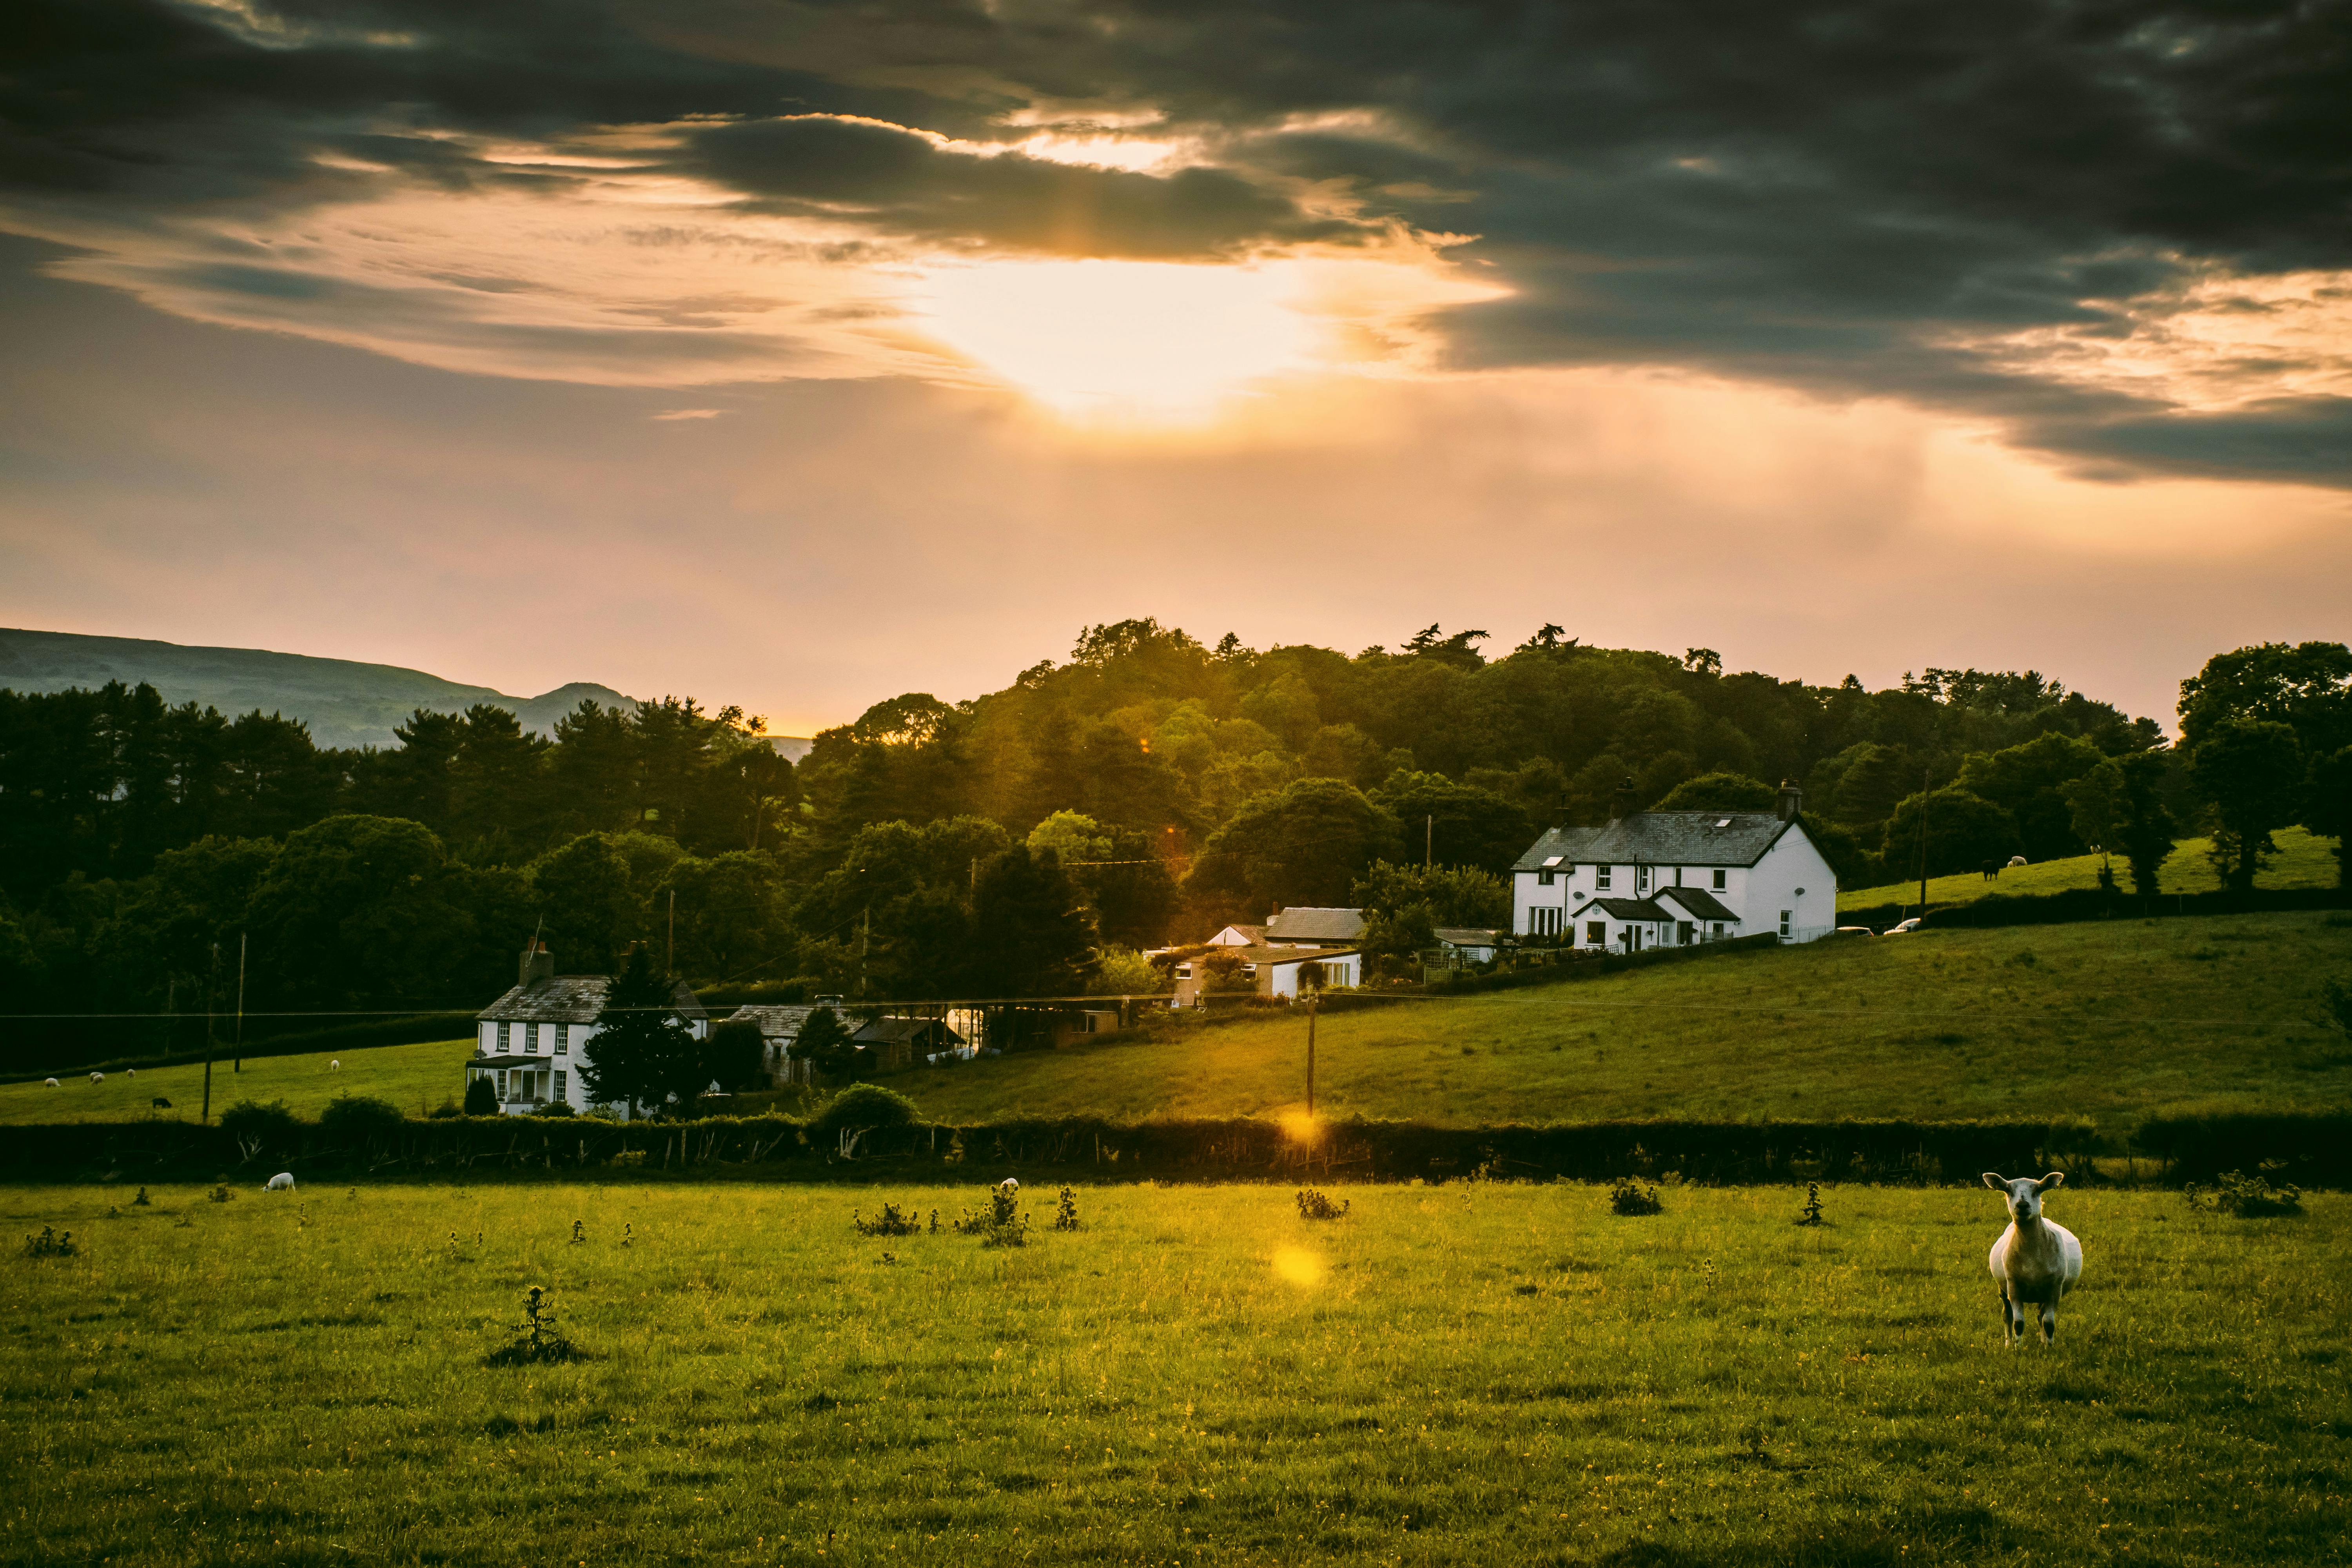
[[2, 624, 2345, 1066]]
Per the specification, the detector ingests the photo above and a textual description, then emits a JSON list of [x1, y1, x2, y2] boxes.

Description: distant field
[[6, 1180, 2344, 1566], [0, 1037, 474, 1124], [1841, 824, 2339, 912], [897, 912, 2352, 1133]]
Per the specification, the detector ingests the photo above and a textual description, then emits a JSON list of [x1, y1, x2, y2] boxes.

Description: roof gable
[[1514, 812, 1794, 870], [478, 976, 707, 1024], [1265, 907, 1365, 942]]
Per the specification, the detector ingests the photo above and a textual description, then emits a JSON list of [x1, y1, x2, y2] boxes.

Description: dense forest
[[2, 623, 2345, 1062]]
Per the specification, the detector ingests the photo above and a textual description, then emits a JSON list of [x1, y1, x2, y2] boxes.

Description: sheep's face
[[1982, 1171, 2063, 1221]]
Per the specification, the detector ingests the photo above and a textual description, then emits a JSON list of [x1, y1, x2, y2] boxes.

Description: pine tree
[[581, 946, 697, 1117]]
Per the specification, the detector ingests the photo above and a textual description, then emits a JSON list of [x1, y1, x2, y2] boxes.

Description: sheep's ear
[[1981, 1172, 2006, 1190], [2035, 1171, 2065, 1191]]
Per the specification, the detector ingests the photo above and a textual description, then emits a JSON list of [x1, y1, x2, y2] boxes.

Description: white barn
[[469, 944, 709, 1116], [1510, 782, 1838, 951]]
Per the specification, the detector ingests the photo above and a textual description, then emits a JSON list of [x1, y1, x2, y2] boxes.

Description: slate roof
[[1433, 927, 1501, 947], [1656, 886, 1740, 922], [1511, 813, 1795, 872], [853, 1016, 965, 1047], [729, 1004, 818, 1041], [1202, 943, 1362, 967], [1265, 907, 1366, 942], [476, 976, 708, 1025]]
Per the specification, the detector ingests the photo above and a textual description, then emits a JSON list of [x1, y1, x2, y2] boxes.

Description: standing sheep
[[330, 1060, 341, 1071], [44, 1078, 58, 1088], [1983, 1172, 2083, 1345], [265, 1173, 296, 1192]]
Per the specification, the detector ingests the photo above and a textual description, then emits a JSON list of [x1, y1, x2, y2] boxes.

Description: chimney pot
[[1777, 778, 1804, 822], [520, 943, 555, 987]]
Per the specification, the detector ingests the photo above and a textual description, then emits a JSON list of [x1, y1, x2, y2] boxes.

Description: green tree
[[793, 1006, 859, 1081], [1360, 903, 1437, 978], [2178, 641, 2352, 755], [526, 833, 638, 974], [701, 1016, 768, 1093], [1372, 770, 1533, 871], [2110, 752, 2180, 901], [2304, 746, 2352, 889], [244, 815, 495, 1010], [580, 946, 698, 1117], [1651, 770, 1777, 811], [1349, 860, 1510, 928], [2190, 719, 2305, 892], [968, 846, 1097, 996], [1956, 731, 2107, 862], [1880, 788, 2020, 880], [1087, 946, 1160, 997], [463, 1074, 498, 1115], [1189, 778, 1402, 916]]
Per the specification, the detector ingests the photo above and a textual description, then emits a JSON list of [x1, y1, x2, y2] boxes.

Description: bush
[[808, 1083, 920, 1140], [426, 1102, 463, 1120], [2186, 1164, 2305, 1217], [463, 1076, 498, 1116], [1609, 1176, 1663, 1216], [319, 1094, 405, 1143], [531, 1101, 577, 1118], [218, 1099, 299, 1154], [853, 1201, 920, 1237], [1296, 1188, 1350, 1220]]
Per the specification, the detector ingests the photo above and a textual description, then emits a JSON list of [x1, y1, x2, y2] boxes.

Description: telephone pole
[[1915, 765, 1932, 921], [1425, 814, 1433, 867], [232, 931, 247, 1073], [1305, 983, 1318, 1116], [666, 888, 677, 974], [201, 943, 217, 1125]]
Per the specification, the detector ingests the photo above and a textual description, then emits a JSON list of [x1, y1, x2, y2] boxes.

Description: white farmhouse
[[468, 944, 709, 1115], [1510, 782, 1837, 951]]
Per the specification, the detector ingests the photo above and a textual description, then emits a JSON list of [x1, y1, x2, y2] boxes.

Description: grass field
[[5, 1180, 2345, 1566], [1840, 824, 2340, 913], [898, 912, 2352, 1132], [0, 1037, 475, 1125]]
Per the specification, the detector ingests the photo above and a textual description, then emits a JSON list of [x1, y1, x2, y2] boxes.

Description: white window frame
[[495, 1022, 510, 1053], [1595, 867, 1612, 890], [1779, 909, 1792, 938], [555, 1024, 568, 1055], [1712, 869, 1727, 891], [554, 1069, 567, 1101], [524, 1023, 539, 1056]]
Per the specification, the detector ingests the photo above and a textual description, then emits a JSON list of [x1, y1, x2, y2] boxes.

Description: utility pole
[[1305, 982, 1318, 1116], [858, 907, 870, 999], [202, 943, 217, 1126], [1915, 765, 1932, 921], [666, 888, 676, 974], [233, 931, 247, 1073]]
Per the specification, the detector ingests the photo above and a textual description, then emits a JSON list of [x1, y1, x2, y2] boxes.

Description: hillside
[[0, 1038, 473, 1125], [0, 626, 639, 749], [1840, 824, 2341, 913], [896, 911, 2352, 1133]]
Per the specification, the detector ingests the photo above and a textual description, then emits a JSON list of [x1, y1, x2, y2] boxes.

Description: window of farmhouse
[[495, 1022, 509, 1052]]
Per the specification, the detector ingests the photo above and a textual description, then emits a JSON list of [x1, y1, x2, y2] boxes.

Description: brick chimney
[[519, 942, 554, 987], [1777, 778, 1804, 822]]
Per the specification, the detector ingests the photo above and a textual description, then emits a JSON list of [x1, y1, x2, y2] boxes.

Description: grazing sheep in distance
[[330, 1060, 341, 1071], [152, 1097, 172, 1109], [998, 1178, 1020, 1196], [1984, 1172, 2083, 1345], [266, 1172, 296, 1192], [2007, 855, 2028, 867], [90, 1071, 104, 1083], [44, 1078, 59, 1088]]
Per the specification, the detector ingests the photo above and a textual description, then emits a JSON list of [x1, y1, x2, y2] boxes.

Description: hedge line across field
[[8, 1109, 2345, 1187], [1840, 884, 2352, 933]]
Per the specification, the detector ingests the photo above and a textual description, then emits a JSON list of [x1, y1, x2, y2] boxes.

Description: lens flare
[[1271, 1247, 1327, 1288]]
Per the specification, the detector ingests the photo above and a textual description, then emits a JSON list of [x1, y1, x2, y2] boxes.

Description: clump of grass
[[569, 1219, 584, 1244], [1296, 1188, 1350, 1221], [953, 1184, 1029, 1245], [131, 1187, 151, 1207], [1053, 1187, 1082, 1231], [2186, 1163, 2305, 1218], [485, 1285, 582, 1367], [854, 1201, 921, 1237], [23, 1225, 77, 1258], [1609, 1177, 1663, 1216], [207, 1185, 235, 1203]]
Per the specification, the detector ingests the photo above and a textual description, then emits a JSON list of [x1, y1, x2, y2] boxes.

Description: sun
[[914, 258, 1322, 421]]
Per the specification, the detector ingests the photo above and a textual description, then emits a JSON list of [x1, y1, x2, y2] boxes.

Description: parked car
[[1832, 926, 1877, 938], [1884, 917, 1924, 935]]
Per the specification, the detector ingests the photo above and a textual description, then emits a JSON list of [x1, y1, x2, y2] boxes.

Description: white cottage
[[1510, 782, 1838, 951], [468, 944, 709, 1115]]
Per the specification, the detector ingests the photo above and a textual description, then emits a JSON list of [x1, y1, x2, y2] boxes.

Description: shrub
[[485, 1285, 582, 1367], [1296, 1188, 1350, 1220], [23, 1225, 76, 1258], [809, 1083, 920, 1141], [1609, 1177, 1663, 1216], [319, 1094, 405, 1143], [463, 1076, 498, 1116], [531, 1101, 577, 1118], [953, 1183, 1028, 1245], [2186, 1164, 2305, 1218], [218, 1099, 299, 1154], [853, 1201, 920, 1237], [1053, 1187, 1082, 1230], [426, 1102, 463, 1120]]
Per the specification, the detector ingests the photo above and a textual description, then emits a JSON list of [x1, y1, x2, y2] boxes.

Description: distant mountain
[[0, 628, 643, 750]]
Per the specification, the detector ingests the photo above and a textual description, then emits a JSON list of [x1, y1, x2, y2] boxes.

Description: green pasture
[[905, 911, 2352, 1132], [1840, 824, 2339, 912], [0, 1037, 474, 1125], [6, 1180, 2346, 1566]]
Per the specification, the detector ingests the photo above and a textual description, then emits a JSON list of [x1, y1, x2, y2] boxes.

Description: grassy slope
[[0, 1037, 475, 1125], [5, 1181, 2345, 1566], [899, 912, 2352, 1132], [1841, 823, 2339, 911]]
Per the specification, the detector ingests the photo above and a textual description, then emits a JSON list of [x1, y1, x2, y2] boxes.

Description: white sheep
[[266, 1172, 296, 1192], [90, 1071, 104, 1084], [1983, 1172, 2082, 1345], [44, 1078, 58, 1088], [997, 1178, 1020, 1195], [2007, 854, 2028, 867], [126, 1067, 135, 1077], [330, 1060, 341, 1071]]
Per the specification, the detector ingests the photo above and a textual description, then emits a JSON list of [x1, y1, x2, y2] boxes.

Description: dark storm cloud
[[688, 115, 1339, 257], [5, 0, 2350, 481]]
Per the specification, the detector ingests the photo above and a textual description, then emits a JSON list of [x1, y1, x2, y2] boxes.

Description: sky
[[4, 0, 2349, 736]]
